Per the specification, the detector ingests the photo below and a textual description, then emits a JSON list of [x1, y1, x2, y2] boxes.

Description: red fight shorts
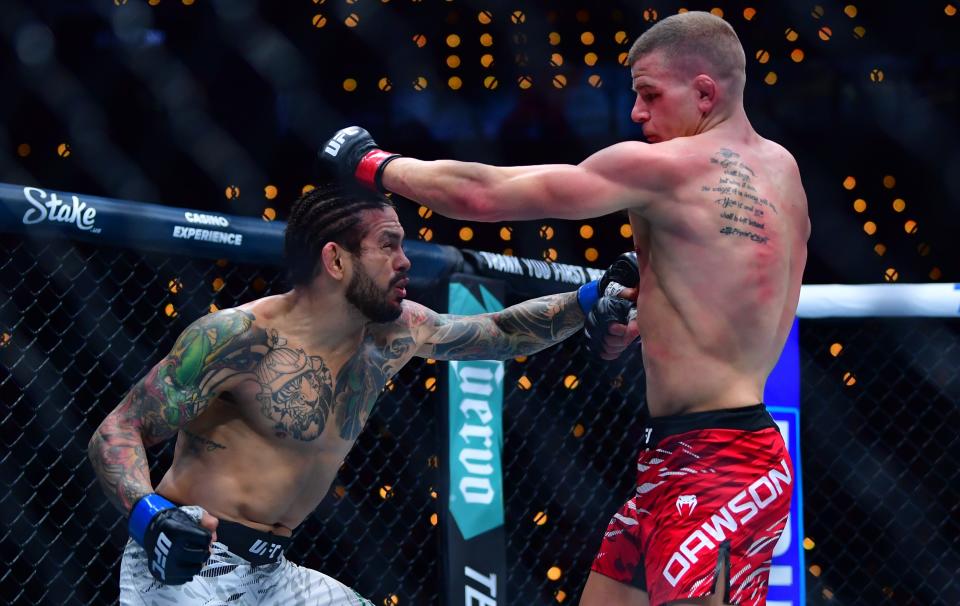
[[591, 404, 793, 606]]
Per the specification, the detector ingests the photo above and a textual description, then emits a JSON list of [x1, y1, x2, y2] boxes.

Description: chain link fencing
[[1, 233, 957, 605], [799, 319, 959, 606], [0, 235, 444, 605]]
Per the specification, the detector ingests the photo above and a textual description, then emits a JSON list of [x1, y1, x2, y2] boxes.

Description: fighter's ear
[[320, 242, 349, 281], [692, 74, 717, 112]]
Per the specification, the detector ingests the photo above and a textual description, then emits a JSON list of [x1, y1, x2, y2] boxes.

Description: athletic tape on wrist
[[577, 280, 601, 313], [604, 281, 627, 298], [129, 493, 175, 546]]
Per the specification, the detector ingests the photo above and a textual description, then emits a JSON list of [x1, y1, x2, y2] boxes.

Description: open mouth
[[392, 278, 408, 298]]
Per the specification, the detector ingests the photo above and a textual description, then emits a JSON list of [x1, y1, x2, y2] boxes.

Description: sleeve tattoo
[[417, 292, 584, 361], [87, 309, 259, 513]]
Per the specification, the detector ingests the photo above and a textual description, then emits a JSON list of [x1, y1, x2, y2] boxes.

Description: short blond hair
[[628, 12, 746, 93]]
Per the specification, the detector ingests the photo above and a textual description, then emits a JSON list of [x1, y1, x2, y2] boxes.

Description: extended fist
[[599, 251, 639, 297], [584, 297, 640, 360], [582, 252, 641, 360], [319, 126, 402, 192]]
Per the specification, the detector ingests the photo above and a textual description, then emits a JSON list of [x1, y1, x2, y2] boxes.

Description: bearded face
[[345, 260, 405, 323]]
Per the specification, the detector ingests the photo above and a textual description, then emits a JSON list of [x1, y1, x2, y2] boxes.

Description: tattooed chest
[[244, 336, 409, 443], [253, 358, 337, 442]]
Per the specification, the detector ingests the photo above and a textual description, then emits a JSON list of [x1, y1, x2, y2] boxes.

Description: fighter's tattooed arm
[[405, 293, 585, 361], [87, 309, 265, 514]]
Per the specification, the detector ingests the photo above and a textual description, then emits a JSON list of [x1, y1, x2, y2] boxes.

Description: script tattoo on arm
[[87, 309, 263, 514], [704, 148, 778, 245], [410, 292, 584, 362]]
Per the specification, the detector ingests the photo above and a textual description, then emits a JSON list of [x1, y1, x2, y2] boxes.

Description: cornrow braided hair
[[284, 183, 395, 286]]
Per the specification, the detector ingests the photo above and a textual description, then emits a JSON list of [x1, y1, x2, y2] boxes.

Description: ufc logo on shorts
[[324, 128, 359, 157], [151, 532, 172, 581], [249, 539, 283, 559]]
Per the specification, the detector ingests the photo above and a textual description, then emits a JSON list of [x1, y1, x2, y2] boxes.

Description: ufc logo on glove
[[323, 127, 360, 157]]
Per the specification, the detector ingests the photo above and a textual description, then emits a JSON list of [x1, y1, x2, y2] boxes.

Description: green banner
[[447, 282, 505, 540]]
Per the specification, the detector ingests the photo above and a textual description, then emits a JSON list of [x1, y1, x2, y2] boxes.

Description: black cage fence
[[0, 233, 643, 606], [1, 229, 958, 606], [798, 318, 960, 606]]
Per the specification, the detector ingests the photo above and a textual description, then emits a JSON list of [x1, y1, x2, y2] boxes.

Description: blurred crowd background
[[2, 2, 959, 605], [2, 0, 958, 283]]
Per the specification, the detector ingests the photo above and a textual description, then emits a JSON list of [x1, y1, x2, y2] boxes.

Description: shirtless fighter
[[87, 184, 610, 604], [321, 11, 809, 606]]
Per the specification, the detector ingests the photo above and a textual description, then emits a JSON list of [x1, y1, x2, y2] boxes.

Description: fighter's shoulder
[[582, 140, 689, 187], [170, 307, 260, 360], [182, 306, 257, 336], [365, 300, 439, 341], [395, 299, 438, 330], [751, 136, 801, 174], [587, 139, 688, 165], [360, 301, 440, 359]]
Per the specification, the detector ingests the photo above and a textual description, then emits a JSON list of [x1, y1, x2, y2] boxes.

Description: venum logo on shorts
[[21, 186, 100, 233], [662, 458, 792, 588], [676, 495, 697, 517]]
